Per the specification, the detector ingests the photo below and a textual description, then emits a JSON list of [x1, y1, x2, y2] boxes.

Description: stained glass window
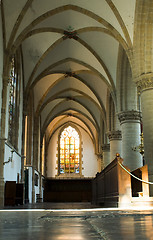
[[60, 126, 80, 174], [8, 56, 19, 148]]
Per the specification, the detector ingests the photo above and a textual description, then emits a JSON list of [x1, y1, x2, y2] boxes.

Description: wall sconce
[[3, 149, 14, 165]]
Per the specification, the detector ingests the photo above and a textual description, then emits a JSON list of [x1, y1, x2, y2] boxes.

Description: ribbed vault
[[1, 0, 136, 156]]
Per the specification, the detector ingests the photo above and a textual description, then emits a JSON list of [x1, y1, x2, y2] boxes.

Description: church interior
[[1, 1, 153, 238]]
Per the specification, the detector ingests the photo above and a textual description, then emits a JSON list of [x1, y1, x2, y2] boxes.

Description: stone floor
[[1, 202, 153, 239]]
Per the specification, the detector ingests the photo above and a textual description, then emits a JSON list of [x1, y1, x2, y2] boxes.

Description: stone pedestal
[[107, 131, 122, 161], [102, 144, 110, 168], [118, 110, 142, 171]]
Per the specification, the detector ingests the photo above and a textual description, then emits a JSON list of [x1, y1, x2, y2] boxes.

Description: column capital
[[134, 74, 153, 93], [102, 144, 110, 152], [118, 110, 141, 124], [107, 130, 122, 141]]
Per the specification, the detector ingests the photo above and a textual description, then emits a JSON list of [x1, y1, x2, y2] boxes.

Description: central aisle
[[1, 203, 153, 239]]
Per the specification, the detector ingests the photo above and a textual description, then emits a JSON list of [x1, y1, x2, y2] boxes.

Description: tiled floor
[[1, 203, 153, 239]]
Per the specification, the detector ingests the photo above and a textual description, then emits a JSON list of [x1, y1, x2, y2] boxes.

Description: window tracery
[[59, 126, 80, 174], [8, 56, 19, 148]]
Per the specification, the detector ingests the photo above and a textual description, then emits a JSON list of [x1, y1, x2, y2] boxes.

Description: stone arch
[[116, 45, 138, 112]]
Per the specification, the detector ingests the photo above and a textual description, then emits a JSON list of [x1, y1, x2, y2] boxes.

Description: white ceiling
[[2, 0, 136, 148]]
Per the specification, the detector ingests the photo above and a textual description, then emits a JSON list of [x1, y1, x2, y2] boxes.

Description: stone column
[[0, 76, 9, 207], [32, 116, 39, 203], [118, 110, 142, 171], [32, 168, 35, 203], [21, 111, 27, 183], [107, 131, 122, 161], [136, 77, 153, 196], [102, 144, 110, 168], [0, 140, 5, 207], [39, 144, 43, 199]]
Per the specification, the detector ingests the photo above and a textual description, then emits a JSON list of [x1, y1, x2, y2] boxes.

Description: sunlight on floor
[[1, 206, 153, 212]]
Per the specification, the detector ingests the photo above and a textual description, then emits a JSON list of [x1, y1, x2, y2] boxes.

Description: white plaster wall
[[4, 144, 21, 182], [40, 176, 44, 201], [47, 126, 98, 178], [0, 10, 3, 123], [34, 170, 40, 203], [35, 186, 39, 202], [28, 167, 32, 203], [81, 129, 98, 177]]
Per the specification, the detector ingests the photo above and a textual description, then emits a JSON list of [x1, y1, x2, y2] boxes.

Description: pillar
[[107, 131, 122, 161], [136, 77, 153, 196], [102, 144, 110, 168], [0, 76, 9, 206], [0, 139, 5, 206], [118, 110, 142, 171], [32, 168, 35, 203], [39, 144, 43, 199]]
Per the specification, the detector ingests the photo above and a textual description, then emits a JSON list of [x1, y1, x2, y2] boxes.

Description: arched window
[[8, 55, 20, 148], [59, 126, 80, 174]]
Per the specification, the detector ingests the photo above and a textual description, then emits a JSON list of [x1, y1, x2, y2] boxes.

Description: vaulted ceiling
[[2, 0, 136, 149]]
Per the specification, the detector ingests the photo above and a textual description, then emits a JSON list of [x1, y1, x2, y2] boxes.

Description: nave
[[1, 202, 153, 240]]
